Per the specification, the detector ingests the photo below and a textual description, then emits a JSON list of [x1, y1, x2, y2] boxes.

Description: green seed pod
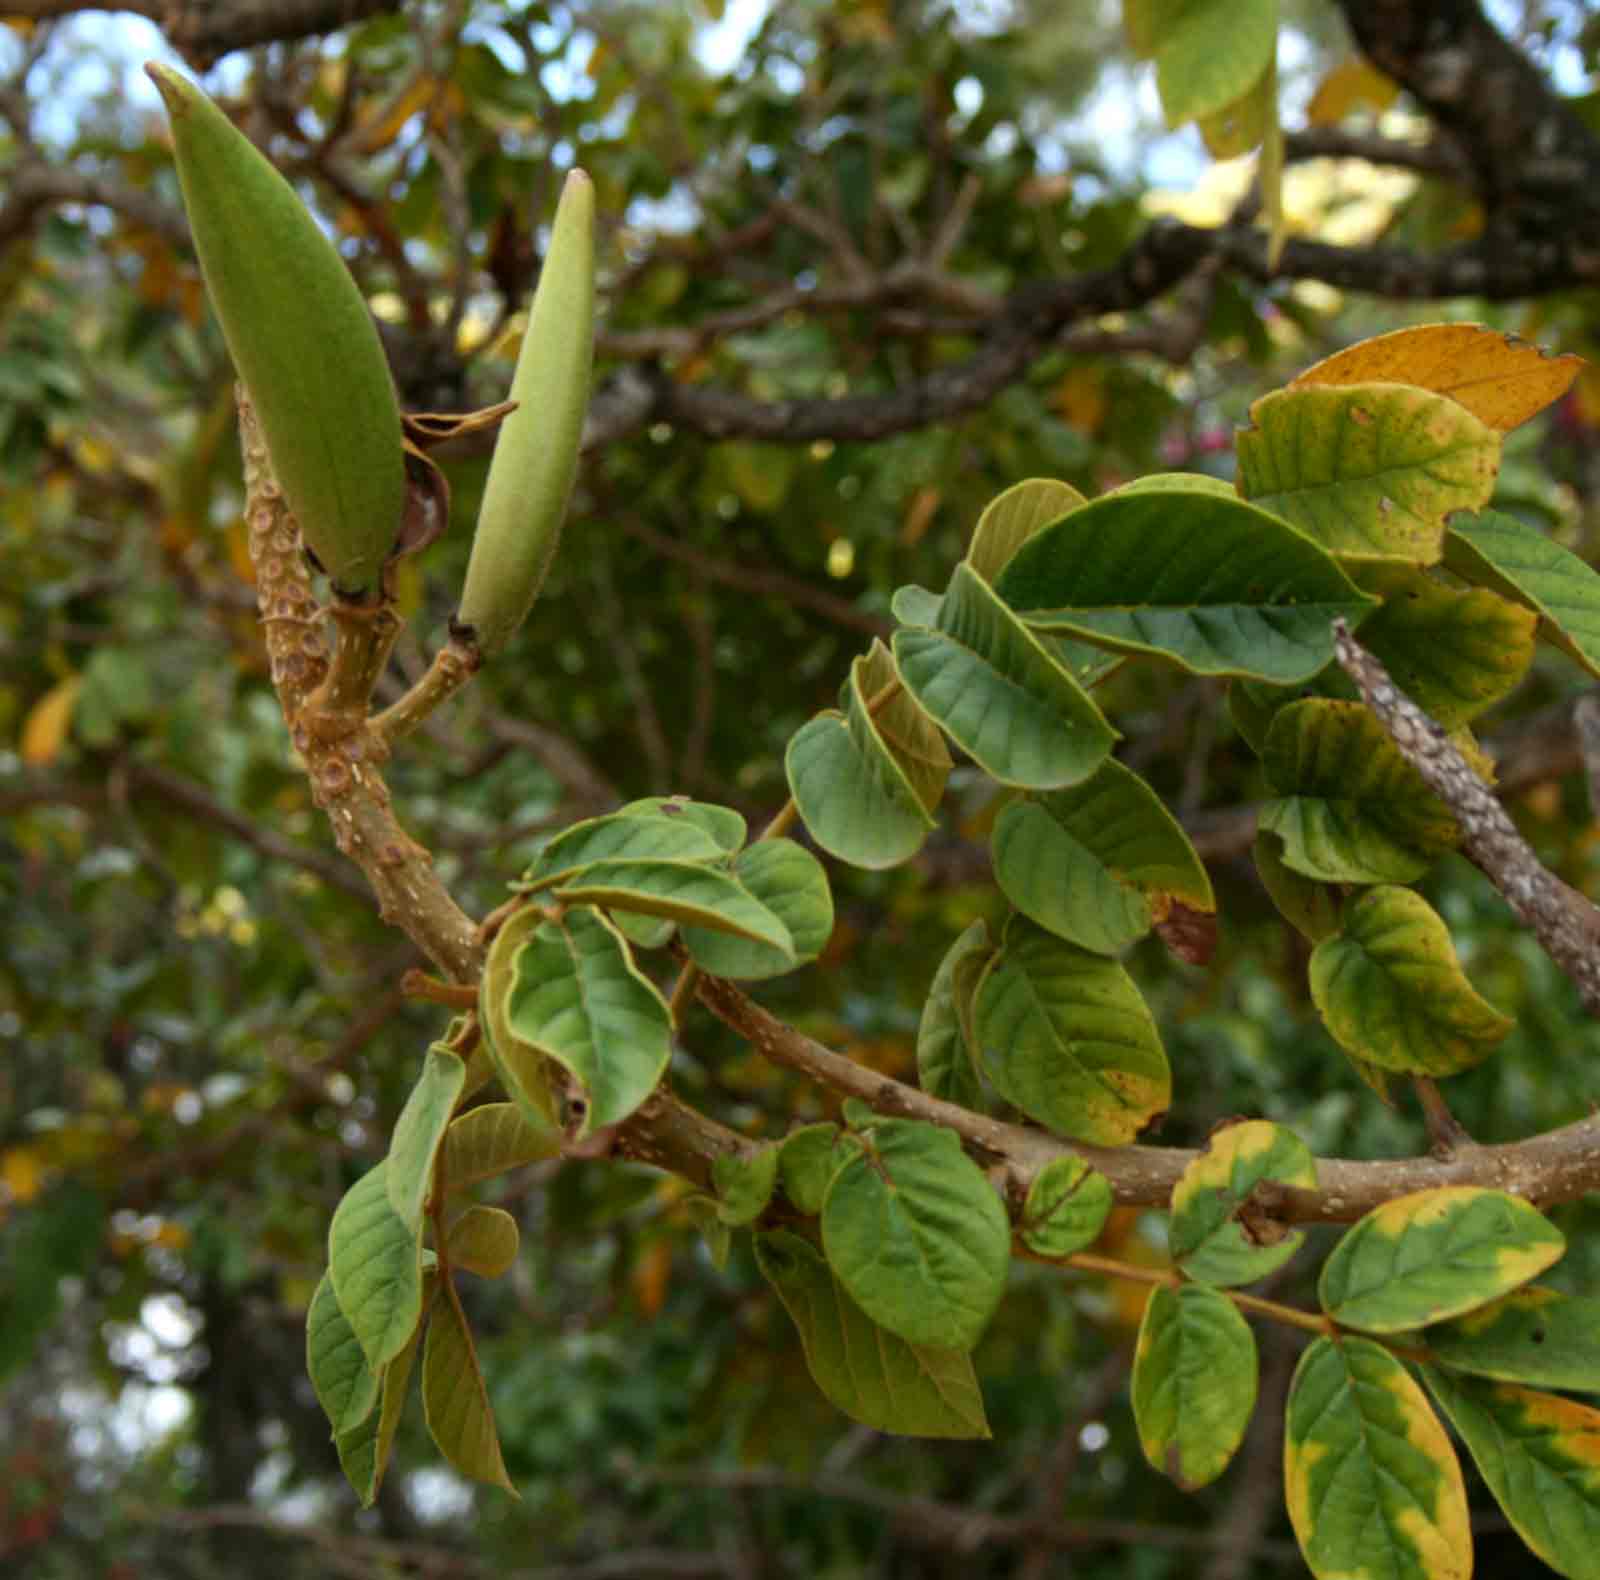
[[457, 170, 596, 657], [146, 64, 405, 598]]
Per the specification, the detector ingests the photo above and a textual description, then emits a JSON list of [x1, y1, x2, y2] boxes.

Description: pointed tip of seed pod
[[144, 62, 189, 114]]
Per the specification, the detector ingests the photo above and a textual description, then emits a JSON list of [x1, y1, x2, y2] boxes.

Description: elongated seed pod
[[147, 64, 405, 598], [456, 170, 596, 657]]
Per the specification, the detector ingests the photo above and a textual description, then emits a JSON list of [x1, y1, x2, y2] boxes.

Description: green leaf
[[821, 1119, 1011, 1352], [713, 1145, 780, 1227], [916, 919, 993, 1109], [1424, 1368, 1600, 1578], [993, 487, 1377, 683], [504, 906, 673, 1133], [973, 918, 1170, 1144], [445, 1206, 520, 1280], [965, 477, 1087, 582], [328, 1161, 424, 1371], [858, 637, 953, 815], [1110, 471, 1242, 501], [786, 643, 941, 870], [609, 910, 678, 950], [1154, 0, 1277, 126], [1321, 1187, 1566, 1333], [1253, 831, 1340, 942], [1351, 564, 1537, 727], [682, 1196, 732, 1269], [755, 1230, 991, 1439], [518, 810, 726, 890], [0, 1182, 102, 1385], [1445, 508, 1600, 678], [1426, 1287, 1600, 1393], [778, 1123, 846, 1216], [306, 1270, 380, 1436], [894, 562, 1117, 789], [1311, 887, 1514, 1076], [441, 1103, 558, 1191], [1019, 1156, 1111, 1258], [1132, 1283, 1258, 1490], [891, 583, 945, 627], [1285, 1336, 1470, 1580], [1259, 700, 1458, 883], [422, 1287, 516, 1493], [1198, 63, 1272, 156], [682, 838, 833, 979], [387, 1041, 466, 1235], [991, 758, 1213, 956], [1236, 383, 1499, 564], [1170, 1120, 1317, 1287], [478, 907, 559, 1132], [336, 1316, 420, 1507], [619, 795, 747, 852], [553, 858, 794, 953]]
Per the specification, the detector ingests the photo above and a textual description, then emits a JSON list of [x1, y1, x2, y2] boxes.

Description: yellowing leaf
[[1287, 1336, 1470, 1580], [20, 674, 82, 764], [422, 1289, 516, 1493], [1291, 323, 1583, 434], [1305, 58, 1398, 125], [1311, 887, 1514, 1079], [446, 1206, 520, 1280], [1, 1146, 45, 1204], [1237, 382, 1499, 564], [1056, 366, 1107, 434], [356, 75, 437, 154]]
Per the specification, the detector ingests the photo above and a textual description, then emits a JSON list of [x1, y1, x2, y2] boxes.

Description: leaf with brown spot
[[1291, 323, 1582, 434]]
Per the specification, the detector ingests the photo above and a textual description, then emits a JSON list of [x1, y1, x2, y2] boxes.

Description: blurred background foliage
[[6, 0, 1600, 1575]]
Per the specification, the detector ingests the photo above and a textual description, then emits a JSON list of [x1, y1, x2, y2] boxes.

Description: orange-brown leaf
[[1305, 59, 1398, 125], [20, 675, 81, 764], [1292, 322, 1582, 433]]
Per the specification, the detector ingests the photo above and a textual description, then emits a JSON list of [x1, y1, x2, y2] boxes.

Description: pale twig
[[1333, 618, 1600, 1017]]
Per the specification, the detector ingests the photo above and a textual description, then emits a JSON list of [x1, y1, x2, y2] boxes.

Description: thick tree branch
[[0, 160, 189, 252], [7, 0, 403, 65], [690, 970, 1600, 1223], [1336, 0, 1600, 234]]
